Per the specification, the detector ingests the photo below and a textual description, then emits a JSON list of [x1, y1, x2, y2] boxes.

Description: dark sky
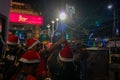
[[12, 0, 120, 37], [13, 0, 120, 26], [13, 0, 120, 19]]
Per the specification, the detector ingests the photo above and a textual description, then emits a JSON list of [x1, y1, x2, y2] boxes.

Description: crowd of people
[[0, 34, 88, 80]]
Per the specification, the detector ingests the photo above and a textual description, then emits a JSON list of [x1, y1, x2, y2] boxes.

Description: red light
[[10, 12, 44, 25]]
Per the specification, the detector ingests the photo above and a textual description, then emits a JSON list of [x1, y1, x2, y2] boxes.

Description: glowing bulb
[[59, 12, 66, 20]]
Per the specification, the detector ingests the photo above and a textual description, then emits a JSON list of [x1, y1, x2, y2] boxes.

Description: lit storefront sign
[[9, 12, 43, 25]]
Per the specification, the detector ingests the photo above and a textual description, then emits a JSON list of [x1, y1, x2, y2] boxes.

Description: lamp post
[[51, 20, 55, 43], [107, 4, 119, 37], [47, 24, 51, 37], [59, 12, 66, 37], [55, 18, 59, 32]]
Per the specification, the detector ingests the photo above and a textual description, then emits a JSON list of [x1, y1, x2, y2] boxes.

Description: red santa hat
[[7, 35, 20, 45], [19, 51, 40, 63], [26, 38, 40, 50], [58, 42, 73, 62]]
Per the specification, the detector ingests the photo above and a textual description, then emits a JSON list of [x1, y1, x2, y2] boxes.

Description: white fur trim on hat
[[58, 52, 73, 62], [28, 40, 40, 50], [7, 40, 20, 45], [19, 58, 40, 63]]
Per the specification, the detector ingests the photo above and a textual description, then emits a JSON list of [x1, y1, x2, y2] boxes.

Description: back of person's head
[[19, 50, 40, 64], [7, 35, 20, 45], [58, 42, 73, 62], [19, 50, 41, 74]]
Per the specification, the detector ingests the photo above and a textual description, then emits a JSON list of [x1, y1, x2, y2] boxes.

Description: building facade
[[9, 2, 44, 43]]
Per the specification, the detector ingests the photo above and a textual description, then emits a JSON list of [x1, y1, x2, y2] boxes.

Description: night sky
[[12, 0, 120, 37], [12, 0, 120, 22]]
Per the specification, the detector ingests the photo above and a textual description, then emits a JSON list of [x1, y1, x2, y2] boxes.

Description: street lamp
[[59, 12, 66, 37], [107, 4, 113, 9], [47, 24, 50, 28], [56, 18, 59, 21], [51, 20, 55, 43], [51, 20, 55, 36], [55, 18, 59, 32], [107, 4, 118, 37], [47, 24, 51, 37], [59, 12, 66, 20]]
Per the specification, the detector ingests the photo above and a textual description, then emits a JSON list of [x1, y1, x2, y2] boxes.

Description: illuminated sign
[[10, 12, 43, 25]]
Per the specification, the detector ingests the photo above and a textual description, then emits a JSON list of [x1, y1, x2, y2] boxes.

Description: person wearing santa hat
[[11, 50, 41, 80], [25, 38, 41, 51], [24, 37, 67, 80], [25, 37, 46, 80], [49, 42, 78, 80], [1, 35, 25, 80], [2, 35, 25, 64]]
